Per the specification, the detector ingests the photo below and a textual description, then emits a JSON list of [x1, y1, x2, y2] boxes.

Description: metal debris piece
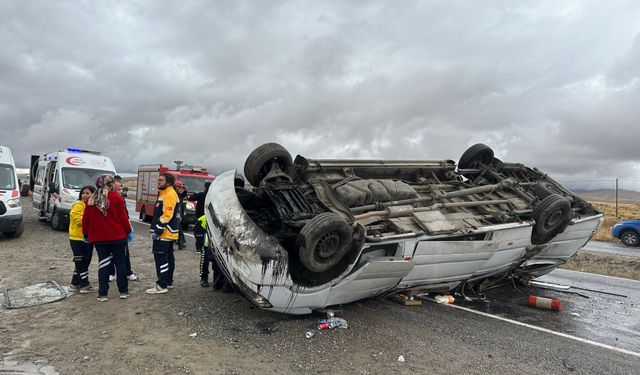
[[2, 281, 68, 309]]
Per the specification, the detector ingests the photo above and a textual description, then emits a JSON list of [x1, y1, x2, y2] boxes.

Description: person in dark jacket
[[176, 181, 188, 250], [83, 175, 133, 302], [188, 181, 211, 253]]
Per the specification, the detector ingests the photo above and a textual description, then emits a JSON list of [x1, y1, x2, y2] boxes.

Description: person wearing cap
[[146, 173, 180, 294], [175, 181, 188, 250], [82, 175, 133, 302]]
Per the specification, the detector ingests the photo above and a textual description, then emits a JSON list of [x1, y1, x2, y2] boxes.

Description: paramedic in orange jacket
[[145, 173, 180, 294]]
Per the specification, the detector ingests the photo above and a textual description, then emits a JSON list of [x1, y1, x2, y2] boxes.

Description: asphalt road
[[583, 239, 639, 257], [455, 269, 640, 353], [124, 199, 640, 373]]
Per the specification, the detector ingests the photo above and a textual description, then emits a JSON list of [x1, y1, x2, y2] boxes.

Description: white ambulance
[[31, 148, 117, 231], [0, 146, 23, 238]]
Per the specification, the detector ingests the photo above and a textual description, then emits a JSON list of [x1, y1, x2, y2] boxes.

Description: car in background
[[611, 220, 640, 246], [0, 146, 23, 238], [19, 180, 30, 197]]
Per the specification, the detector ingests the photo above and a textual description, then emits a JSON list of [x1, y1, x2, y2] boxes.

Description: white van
[[31, 148, 117, 231], [0, 146, 23, 238]]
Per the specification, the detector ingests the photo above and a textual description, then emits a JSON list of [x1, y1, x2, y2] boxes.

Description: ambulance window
[[52, 167, 59, 184], [62, 168, 113, 189], [0, 164, 15, 190], [35, 166, 45, 185], [47, 162, 57, 183]]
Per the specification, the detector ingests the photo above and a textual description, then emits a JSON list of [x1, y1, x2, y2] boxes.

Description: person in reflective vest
[[188, 181, 211, 253], [146, 173, 179, 295], [197, 214, 229, 290]]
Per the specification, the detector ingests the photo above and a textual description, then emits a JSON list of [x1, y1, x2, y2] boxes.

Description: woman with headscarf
[[82, 175, 133, 302]]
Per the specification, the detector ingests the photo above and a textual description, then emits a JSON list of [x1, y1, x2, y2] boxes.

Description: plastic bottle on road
[[434, 295, 455, 304]]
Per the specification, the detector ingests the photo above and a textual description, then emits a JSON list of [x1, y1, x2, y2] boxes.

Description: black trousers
[[212, 253, 226, 289], [204, 245, 228, 290], [199, 245, 215, 281], [193, 224, 204, 251], [108, 243, 133, 276], [70, 240, 93, 288], [152, 240, 175, 288], [178, 225, 186, 249], [95, 242, 128, 296]]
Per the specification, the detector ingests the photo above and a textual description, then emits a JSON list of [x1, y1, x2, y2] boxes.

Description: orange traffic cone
[[528, 295, 563, 311]]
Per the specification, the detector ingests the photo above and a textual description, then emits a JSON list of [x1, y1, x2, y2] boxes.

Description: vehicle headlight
[[233, 276, 273, 309], [62, 194, 77, 203], [7, 198, 20, 208]]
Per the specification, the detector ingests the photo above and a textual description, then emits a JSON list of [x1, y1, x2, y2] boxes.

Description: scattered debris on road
[[387, 291, 422, 306]]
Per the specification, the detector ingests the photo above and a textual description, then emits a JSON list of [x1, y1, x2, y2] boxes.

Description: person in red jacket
[[83, 174, 133, 302]]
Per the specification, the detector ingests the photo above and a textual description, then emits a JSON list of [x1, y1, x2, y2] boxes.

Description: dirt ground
[[1, 202, 638, 374], [1, 206, 285, 374]]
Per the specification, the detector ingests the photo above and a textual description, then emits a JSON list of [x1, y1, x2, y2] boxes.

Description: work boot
[[145, 284, 168, 294], [200, 280, 209, 287], [79, 285, 94, 294]]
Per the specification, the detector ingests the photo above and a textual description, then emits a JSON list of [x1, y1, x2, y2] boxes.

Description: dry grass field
[[588, 200, 640, 242], [561, 250, 640, 280], [562, 200, 640, 280]]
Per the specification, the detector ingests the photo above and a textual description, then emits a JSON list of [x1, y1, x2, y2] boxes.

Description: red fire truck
[[136, 164, 215, 228]]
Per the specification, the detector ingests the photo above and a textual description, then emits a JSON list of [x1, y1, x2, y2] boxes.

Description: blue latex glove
[[83, 236, 89, 243], [151, 233, 159, 241], [127, 231, 134, 242]]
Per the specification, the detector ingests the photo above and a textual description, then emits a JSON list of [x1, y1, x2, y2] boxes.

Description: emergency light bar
[[181, 165, 206, 173], [65, 148, 102, 155]]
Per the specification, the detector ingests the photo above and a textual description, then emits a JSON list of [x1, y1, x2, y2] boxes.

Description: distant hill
[[574, 188, 640, 204]]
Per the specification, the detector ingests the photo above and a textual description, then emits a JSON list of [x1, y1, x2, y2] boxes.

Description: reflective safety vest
[[150, 186, 180, 241], [198, 215, 209, 246]]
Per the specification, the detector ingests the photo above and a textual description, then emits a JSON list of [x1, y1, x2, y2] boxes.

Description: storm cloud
[[1, 0, 639, 188]]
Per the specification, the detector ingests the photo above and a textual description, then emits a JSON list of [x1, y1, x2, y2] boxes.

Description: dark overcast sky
[[2, 1, 639, 189]]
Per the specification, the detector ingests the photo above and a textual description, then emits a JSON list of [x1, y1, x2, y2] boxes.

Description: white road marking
[[431, 299, 640, 358]]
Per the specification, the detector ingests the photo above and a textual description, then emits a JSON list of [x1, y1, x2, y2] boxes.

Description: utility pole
[[174, 160, 183, 171], [615, 178, 618, 218]]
